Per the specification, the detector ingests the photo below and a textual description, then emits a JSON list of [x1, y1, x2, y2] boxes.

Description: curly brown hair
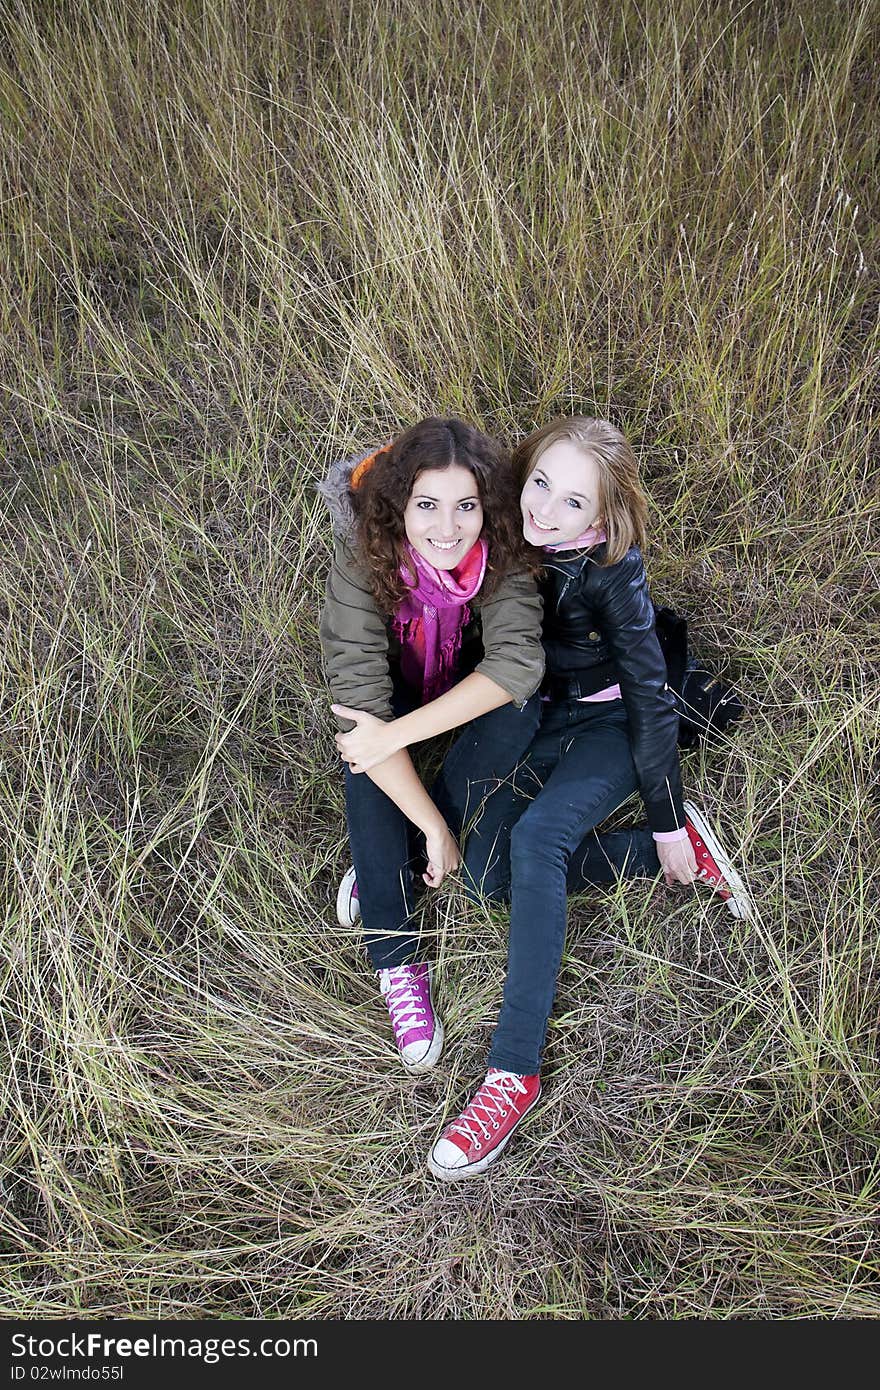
[[351, 418, 534, 613]]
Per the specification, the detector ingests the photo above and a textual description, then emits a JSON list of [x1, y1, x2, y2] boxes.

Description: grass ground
[[0, 0, 878, 1318]]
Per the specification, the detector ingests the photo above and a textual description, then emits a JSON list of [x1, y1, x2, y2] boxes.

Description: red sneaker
[[428, 1069, 541, 1180], [683, 801, 753, 920]]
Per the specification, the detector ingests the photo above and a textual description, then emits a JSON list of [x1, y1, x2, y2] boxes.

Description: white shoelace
[[381, 968, 428, 1039], [450, 1071, 527, 1146]]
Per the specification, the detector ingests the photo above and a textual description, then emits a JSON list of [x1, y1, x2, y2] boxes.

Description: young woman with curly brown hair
[[318, 417, 545, 1073]]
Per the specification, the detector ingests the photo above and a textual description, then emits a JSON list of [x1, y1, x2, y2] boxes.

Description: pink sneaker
[[428, 1069, 541, 1180], [378, 962, 444, 1072], [684, 801, 753, 920]]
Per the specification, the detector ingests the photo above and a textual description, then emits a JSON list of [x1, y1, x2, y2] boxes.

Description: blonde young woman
[[424, 417, 752, 1178]]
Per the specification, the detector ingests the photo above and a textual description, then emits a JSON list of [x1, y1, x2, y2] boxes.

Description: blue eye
[[459, 501, 479, 512], [533, 477, 548, 489], [416, 500, 435, 510], [566, 498, 582, 509]]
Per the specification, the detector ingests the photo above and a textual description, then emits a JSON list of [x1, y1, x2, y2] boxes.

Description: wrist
[[386, 713, 412, 753], [416, 810, 448, 839]]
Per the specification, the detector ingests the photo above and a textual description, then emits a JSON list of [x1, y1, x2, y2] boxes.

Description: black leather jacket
[[540, 543, 685, 833]]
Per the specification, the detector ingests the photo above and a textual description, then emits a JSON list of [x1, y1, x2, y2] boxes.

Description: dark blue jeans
[[459, 697, 662, 1075], [344, 685, 542, 969]]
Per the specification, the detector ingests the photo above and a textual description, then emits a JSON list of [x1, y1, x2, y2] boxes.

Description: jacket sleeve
[[319, 540, 394, 729], [475, 569, 545, 708], [590, 549, 685, 833]]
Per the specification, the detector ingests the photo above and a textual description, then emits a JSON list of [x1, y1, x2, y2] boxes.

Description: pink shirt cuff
[[653, 827, 689, 844]]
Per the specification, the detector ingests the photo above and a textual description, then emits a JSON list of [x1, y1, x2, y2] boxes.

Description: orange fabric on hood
[[350, 442, 394, 489]]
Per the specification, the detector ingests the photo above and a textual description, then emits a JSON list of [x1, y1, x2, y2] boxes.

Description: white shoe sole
[[683, 801, 752, 921], [402, 1017, 444, 1073], [427, 1088, 541, 1180], [335, 865, 360, 927]]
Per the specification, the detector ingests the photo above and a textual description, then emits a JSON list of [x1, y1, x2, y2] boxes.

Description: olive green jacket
[[318, 453, 545, 728]]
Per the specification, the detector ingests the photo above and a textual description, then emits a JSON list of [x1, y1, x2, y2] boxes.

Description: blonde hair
[[513, 416, 648, 565]]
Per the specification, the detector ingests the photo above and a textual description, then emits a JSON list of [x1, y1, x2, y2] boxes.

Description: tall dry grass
[[0, 0, 878, 1317]]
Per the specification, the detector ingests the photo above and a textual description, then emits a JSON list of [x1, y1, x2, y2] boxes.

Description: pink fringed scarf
[[392, 538, 488, 703]]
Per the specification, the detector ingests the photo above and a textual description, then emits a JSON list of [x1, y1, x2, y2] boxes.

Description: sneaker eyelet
[[492, 1122, 499, 1129], [475, 1142, 482, 1150]]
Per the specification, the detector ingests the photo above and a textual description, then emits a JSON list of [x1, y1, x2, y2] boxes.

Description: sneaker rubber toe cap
[[401, 1038, 432, 1067], [335, 866, 360, 927], [430, 1136, 467, 1171], [399, 1018, 444, 1072]]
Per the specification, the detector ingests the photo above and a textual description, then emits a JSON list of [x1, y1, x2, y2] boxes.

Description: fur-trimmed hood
[[315, 450, 375, 542]]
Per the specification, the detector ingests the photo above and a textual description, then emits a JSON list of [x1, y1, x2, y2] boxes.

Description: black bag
[[654, 606, 744, 749]]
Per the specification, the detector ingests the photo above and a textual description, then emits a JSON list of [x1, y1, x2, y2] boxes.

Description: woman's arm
[[334, 568, 545, 771], [591, 550, 687, 834], [320, 539, 459, 883], [320, 539, 395, 728], [364, 751, 460, 886], [592, 559, 696, 884], [334, 672, 510, 771]]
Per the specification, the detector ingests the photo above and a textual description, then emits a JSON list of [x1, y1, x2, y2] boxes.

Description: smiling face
[[520, 438, 603, 546], [402, 464, 484, 569]]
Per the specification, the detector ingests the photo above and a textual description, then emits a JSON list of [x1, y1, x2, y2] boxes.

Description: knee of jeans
[[510, 813, 567, 871]]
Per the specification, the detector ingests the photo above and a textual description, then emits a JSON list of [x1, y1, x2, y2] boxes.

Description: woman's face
[[403, 464, 484, 569], [521, 439, 602, 546]]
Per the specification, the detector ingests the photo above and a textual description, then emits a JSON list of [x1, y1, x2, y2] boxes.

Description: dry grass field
[[0, 0, 878, 1317]]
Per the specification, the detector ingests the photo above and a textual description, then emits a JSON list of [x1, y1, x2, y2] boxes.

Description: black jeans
[[458, 697, 663, 1074], [344, 683, 543, 969]]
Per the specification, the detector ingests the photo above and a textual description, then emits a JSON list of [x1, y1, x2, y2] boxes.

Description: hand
[[656, 836, 698, 887], [332, 705, 401, 773], [423, 822, 461, 889]]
